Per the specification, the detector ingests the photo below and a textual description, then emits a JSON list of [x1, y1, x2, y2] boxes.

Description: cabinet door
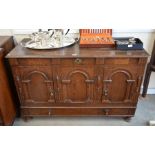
[[102, 66, 138, 106], [55, 66, 97, 105], [13, 66, 55, 107]]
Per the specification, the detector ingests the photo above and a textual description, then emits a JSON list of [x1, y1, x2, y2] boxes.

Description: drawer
[[14, 59, 51, 66], [51, 108, 136, 116], [58, 58, 95, 66], [21, 108, 52, 116], [21, 100, 55, 107], [21, 108, 136, 116], [97, 58, 140, 65]]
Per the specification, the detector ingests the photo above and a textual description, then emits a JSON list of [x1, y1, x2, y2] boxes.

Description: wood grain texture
[[0, 36, 15, 54], [0, 36, 17, 125], [6, 42, 149, 59], [7, 42, 149, 119], [0, 48, 16, 125]]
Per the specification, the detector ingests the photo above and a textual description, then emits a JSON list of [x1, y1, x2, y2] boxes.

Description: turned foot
[[0, 122, 4, 126], [22, 116, 33, 122], [124, 117, 132, 122]]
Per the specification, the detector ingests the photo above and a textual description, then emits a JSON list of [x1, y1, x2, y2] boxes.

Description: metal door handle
[[50, 92, 54, 96], [48, 109, 52, 116], [104, 89, 108, 96]]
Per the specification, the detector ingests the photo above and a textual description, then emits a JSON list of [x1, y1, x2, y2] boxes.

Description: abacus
[[79, 29, 115, 48]]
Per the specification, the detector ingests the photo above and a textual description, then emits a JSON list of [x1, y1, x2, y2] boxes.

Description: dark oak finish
[[21, 107, 135, 116], [0, 48, 16, 125], [0, 36, 18, 125], [15, 66, 55, 107], [142, 40, 155, 97], [6, 41, 148, 58], [6, 43, 149, 120], [0, 36, 15, 54]]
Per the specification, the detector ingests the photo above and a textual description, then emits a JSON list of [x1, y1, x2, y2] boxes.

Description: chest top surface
[[6, 41, 149, 59]]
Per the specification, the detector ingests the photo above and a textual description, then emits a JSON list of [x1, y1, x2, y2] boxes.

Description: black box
[[114, 37, 143, 50]]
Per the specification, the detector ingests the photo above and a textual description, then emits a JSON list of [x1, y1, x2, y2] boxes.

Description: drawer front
[[21, 108, 52, 116], [104, 58, 135, 65], [21, 108, 136, 116], [51, 108, 135, 116], [11, 58, 95, 66], [15, 59, 51, 66], [58, 58, 95, 66], [96, 58, 146, 65]]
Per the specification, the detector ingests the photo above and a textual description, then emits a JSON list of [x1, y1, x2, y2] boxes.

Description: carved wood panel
[[14, 67, 55, 107], [102, 67, 138, 105], [55, 66, 96, 105]]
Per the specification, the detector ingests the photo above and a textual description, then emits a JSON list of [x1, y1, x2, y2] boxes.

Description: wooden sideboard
[[6, 43, 149, 120], [0, 36, 16, 125]]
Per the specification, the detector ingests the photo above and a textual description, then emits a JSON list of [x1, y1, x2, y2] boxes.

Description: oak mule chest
[[6, 43, 149, 120]]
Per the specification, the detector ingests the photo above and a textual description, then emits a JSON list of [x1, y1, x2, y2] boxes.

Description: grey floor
[[13, 95, 155, 126]]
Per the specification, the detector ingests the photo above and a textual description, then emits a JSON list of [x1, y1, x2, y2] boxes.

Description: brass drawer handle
[[74, 58, 82, 64], [48, 109, 52, 116], [102, 109, 110, 115]]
